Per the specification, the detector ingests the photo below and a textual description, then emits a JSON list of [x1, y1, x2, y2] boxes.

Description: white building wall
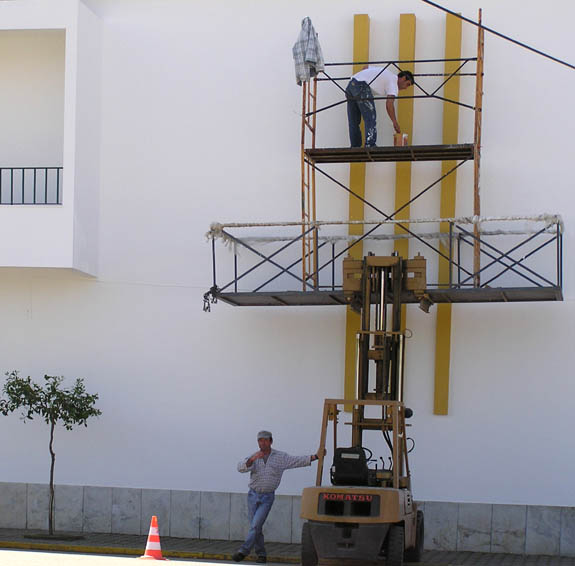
[[0, 30, 64, 166], [0, 0, 574, 516], [73, 2, 102, 274]]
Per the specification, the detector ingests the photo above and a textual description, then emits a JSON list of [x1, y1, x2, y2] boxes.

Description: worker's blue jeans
[[346, 79, 377, 147], [239, 489, 275, 557]]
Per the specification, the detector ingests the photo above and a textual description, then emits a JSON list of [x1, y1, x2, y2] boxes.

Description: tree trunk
[[48, 421, 56, 535]]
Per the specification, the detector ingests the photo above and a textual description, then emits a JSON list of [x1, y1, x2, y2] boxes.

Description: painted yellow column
[[344, 14, 370, 404], [394, 14, 416, 330], [434, 13, 462, 415]]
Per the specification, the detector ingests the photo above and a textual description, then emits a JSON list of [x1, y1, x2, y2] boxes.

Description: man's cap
[[257, 430, 272, 440]]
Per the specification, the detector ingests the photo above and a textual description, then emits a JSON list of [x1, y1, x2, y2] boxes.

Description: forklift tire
[[404, 510, 424, 563], [301, 522, 318, 566], [386, 524, 404, 566]]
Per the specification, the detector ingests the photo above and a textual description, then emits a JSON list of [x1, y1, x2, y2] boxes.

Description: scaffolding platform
[[214, 286, 563, 307], [304, 143, 475, 164]]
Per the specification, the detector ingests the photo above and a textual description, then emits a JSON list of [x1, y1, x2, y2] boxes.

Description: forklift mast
[[343, 253, 426, 448]]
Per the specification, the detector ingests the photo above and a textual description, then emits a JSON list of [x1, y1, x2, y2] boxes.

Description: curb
[[0, 541, 300, 563]]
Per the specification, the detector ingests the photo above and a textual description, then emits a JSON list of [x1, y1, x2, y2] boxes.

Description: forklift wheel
[[301, 522, 318, 566], [386, 524, 404, 566], [404, 510, 424, 563]]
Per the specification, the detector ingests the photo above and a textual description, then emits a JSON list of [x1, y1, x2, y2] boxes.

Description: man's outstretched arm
[[386, 96, 401, 133]]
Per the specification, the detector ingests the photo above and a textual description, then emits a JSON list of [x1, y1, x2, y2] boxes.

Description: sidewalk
[[0, 528, 574, 565]]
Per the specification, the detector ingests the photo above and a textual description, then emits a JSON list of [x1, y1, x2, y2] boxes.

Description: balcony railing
[[0, 167, 63, 205]]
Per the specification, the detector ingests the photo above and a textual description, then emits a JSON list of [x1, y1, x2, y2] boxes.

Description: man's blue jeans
[[239, 489, 275, 557], [346, 79, 377, 147]]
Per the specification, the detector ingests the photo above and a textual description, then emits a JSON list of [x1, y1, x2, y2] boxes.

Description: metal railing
[[0, 167, 63, 205], [205, 216, 563, 298]]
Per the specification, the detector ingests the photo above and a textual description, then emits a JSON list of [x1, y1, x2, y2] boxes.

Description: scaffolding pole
[[473, 9, 484, 287], [301, 79, 318, 289]]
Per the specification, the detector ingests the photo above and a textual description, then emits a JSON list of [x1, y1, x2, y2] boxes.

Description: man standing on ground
[[233, 430, 322, 564], [346, 67, 414, 147]]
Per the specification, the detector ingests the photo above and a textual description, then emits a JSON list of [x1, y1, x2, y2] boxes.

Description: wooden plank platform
[[305, 144, 475, 163], [215, 287, 563, 307]]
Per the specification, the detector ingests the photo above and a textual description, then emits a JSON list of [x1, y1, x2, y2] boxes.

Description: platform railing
[[204, 216, 562, 307], [315, 56, 479, 118], [0, 167, 63, 205]]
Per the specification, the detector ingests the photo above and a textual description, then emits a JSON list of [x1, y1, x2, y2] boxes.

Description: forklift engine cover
[[331, 447, 369, 486]]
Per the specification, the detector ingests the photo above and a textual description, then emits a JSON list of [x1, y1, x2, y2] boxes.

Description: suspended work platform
[[216, 287, 563, 307], [203, 216, 563, 311], [213, 287, 562, 308], [305, 143, 475, 164]]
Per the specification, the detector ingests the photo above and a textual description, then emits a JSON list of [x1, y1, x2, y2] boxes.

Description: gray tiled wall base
[[0, 483, 305, 544], [421, 501, 575, 556], [0, 483, 574, 556]]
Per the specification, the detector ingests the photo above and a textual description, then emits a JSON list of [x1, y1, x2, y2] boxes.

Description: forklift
[[300, 253, 427, 565]]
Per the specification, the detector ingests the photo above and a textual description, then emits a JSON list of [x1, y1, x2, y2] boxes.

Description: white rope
[[207, 214, 563, 242], [232, 227, 559, 245]]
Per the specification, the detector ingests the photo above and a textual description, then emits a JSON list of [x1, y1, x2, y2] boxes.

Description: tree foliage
[[0, 371, 102, 535], [0, 371, 101, 428]]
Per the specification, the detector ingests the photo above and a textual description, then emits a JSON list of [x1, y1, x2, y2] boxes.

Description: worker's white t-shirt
[[352, 67, 399, 97]]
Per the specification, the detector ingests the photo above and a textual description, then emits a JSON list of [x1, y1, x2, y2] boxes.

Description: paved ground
[[1, 550, 234, 565], [0, 528, 574, 565]]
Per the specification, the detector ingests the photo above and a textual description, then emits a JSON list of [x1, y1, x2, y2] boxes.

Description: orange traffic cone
[[140, 515, 167, 560]]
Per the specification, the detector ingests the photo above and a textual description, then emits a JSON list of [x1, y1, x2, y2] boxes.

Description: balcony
[[0, 0, 101, 275]]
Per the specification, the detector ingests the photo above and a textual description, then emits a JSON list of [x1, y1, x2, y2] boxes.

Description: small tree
[[0, 371, 102, 535]]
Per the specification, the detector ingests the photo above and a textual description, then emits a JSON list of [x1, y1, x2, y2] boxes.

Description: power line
[[420, 0, 575, 72]]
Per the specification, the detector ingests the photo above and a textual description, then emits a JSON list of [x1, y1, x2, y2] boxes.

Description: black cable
[[382, 429, 394, 470], [362, 446, 373, 460], [383, 429, 393, 452], [407, 437, 416, 454], [420, 0, 575, 71]]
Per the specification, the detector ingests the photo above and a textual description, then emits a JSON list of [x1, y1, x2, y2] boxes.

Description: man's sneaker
[[232, 551, 246, 562], [256, 557, 267, 564]]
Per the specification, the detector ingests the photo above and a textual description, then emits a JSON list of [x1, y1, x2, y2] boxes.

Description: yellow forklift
[[300, 253, 426, 565]]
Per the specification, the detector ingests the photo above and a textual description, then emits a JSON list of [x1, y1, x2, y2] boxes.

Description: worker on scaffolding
[[346, 67, 414, 147]]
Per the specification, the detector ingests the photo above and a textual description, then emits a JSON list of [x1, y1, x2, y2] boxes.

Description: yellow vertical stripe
[[394, 14, 416, 331], [434, 13, 462, 415], [344, 14, 370, 405]]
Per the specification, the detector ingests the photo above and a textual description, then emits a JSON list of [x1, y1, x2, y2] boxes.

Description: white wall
[[73, 1, 102, 275], [0, 0, 574, 507], [0, 30, 64, 166], [0, 0, 76, 30]]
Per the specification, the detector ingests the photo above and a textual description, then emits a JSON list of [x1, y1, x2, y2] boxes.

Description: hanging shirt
[[238, 449, 312, 493], [292, 17, 325, 85], [352, 67, 399, 97]]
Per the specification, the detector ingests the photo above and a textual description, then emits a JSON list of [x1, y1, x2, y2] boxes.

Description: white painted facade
[[0, 0, 574, 512]]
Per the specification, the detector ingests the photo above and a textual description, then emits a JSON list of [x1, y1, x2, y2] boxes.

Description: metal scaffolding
[[203, 4, 572, 311], [299, 15, 485, 288]]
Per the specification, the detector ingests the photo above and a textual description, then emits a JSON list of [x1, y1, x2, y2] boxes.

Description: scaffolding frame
[[300, 13, 485, 288], [203, 3, 574, 311]]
